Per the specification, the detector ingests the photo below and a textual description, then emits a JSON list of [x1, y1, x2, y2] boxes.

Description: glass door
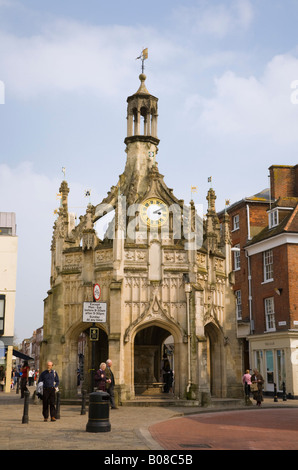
[[265, 350, 274, 392]]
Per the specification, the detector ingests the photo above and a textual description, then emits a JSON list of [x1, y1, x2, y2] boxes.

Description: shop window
[[276, 349, 286, 391], [0, 295, 5, 335]]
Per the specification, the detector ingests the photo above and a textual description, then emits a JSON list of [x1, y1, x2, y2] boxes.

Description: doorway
[[134, 325, 172, 395], [77, 327, 108, 393]]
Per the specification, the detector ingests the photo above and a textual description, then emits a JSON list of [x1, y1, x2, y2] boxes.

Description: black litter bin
[[86, 391, 111, 433]]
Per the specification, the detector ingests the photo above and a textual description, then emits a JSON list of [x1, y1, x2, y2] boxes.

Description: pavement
[[1, 388, 298, 453]]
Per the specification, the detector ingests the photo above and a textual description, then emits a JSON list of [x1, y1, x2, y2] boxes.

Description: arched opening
[[75, 326, 108, 394], [133, 325, 173, 395], [205, 322, 223, 398], [140, 106, 150, 135]]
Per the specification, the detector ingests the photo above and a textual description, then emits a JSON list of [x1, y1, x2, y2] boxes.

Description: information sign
[[83, 302, 107, 323]]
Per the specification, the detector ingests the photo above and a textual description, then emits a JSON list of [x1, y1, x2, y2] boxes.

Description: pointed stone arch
[[129, 317, 184, 397], [204, 321, 225, 398], [60, 320, 109, 397]]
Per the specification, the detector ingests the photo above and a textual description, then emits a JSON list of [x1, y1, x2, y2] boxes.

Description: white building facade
[[0, 212, 18, 392]]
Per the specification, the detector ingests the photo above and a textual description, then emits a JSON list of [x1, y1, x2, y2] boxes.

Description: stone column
[[127, 112, 133, 137], [134, 110, 140, 135], [109, 281, 123, 401], [4, 345, 13, 393]]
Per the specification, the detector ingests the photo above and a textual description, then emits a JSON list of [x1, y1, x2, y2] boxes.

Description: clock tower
[[122, 72, 160, 203], [41, 66, 243, 404]]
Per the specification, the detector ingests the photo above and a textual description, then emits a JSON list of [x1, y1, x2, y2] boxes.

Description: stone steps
[[60, 394, 243, 408]]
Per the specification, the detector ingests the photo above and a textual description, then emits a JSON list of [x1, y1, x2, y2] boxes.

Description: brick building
[[246, 165, 298, 398], [218, 188, 272, 369]]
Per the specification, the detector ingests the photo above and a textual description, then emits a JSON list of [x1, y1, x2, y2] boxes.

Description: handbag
[[54, 370, 59, 392], [250, 382, 258, 392], [36, 381, 43, 398]]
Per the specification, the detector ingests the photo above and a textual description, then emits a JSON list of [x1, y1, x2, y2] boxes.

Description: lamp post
[[184, 274, 192, 394]]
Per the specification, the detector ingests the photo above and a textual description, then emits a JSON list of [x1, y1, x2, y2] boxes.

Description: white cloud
[[185, 53, 298, 144], [172, 0, 254, 38], [0, 18, 183, 101], [0, 162, 103, 339]]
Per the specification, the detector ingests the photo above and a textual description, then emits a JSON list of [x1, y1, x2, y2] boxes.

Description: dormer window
[[269, 209, 278, 228]]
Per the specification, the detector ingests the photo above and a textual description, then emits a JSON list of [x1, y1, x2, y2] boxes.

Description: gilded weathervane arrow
[[136, 48, 148, 73]]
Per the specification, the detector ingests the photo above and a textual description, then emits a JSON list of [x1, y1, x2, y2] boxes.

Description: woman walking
[[251, 369, 264, 406]]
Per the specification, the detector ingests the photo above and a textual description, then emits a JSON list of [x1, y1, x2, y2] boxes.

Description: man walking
[[38, 361, 59, 422], [106, 359, 118, 409]]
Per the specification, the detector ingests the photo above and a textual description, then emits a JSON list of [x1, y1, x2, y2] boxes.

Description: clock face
[[140, 197, 169, 227]]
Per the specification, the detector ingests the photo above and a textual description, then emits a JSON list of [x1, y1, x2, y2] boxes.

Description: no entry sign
[[93, 283, 101, 301]]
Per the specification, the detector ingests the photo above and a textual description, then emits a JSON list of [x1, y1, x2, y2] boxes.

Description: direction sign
[[83, 302, 107, 323]]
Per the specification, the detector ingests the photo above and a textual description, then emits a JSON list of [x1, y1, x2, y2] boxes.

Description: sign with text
[[83, 302, 107, 323], [90, 327, 99, 341]]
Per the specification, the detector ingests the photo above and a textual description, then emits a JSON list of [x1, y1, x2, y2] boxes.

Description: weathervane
[[190, 185, 198, 201], [136, 48, 148, 73]]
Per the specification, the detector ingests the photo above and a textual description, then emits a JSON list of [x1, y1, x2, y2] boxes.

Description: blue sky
[[0, 0, 298, 341]]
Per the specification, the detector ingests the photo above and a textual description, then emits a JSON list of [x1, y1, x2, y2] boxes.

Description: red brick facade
[[249, 244, 292, 334], [219, 164, 298, 395], [218, 192, 271, 325], [245, 164, 298, 396], [269, 164, 298, 199]]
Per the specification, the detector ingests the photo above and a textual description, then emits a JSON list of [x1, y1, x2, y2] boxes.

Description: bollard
[[55, 390, 61, 419], [282, 382, 287, 401], [86, 391, 111, 433], [22, 390, 30, 423], [274, 383, 278, 402], [81, 389, 87, 415]]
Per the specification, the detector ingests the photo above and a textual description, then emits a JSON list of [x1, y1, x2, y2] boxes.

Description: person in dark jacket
[[251, 369, 264, 406], [20, 361, 30, 398], [38, 361, 59, 422], [94, 362, 110, 391], [106, 359, 118, 409]]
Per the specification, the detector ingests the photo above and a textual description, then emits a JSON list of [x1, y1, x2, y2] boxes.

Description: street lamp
[[183, 274, 192, 394]]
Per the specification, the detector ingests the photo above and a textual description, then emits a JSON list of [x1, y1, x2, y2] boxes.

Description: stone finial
[[135, 73, 150, 94]]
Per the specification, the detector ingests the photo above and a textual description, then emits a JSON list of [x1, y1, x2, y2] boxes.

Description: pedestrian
[[12, 367, 17, 388], [94, 362, 110, 391], [38, 361, 59, 422], [162, 357, 173, 393], [28, 368, 34, 386], [251, 369, 264, 406], [106, 359, 118, 409], [242, 369, 252, 397], [0, 365, 5, 391], [34, 369, 39, 386], [20, 361, 30, 398]]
